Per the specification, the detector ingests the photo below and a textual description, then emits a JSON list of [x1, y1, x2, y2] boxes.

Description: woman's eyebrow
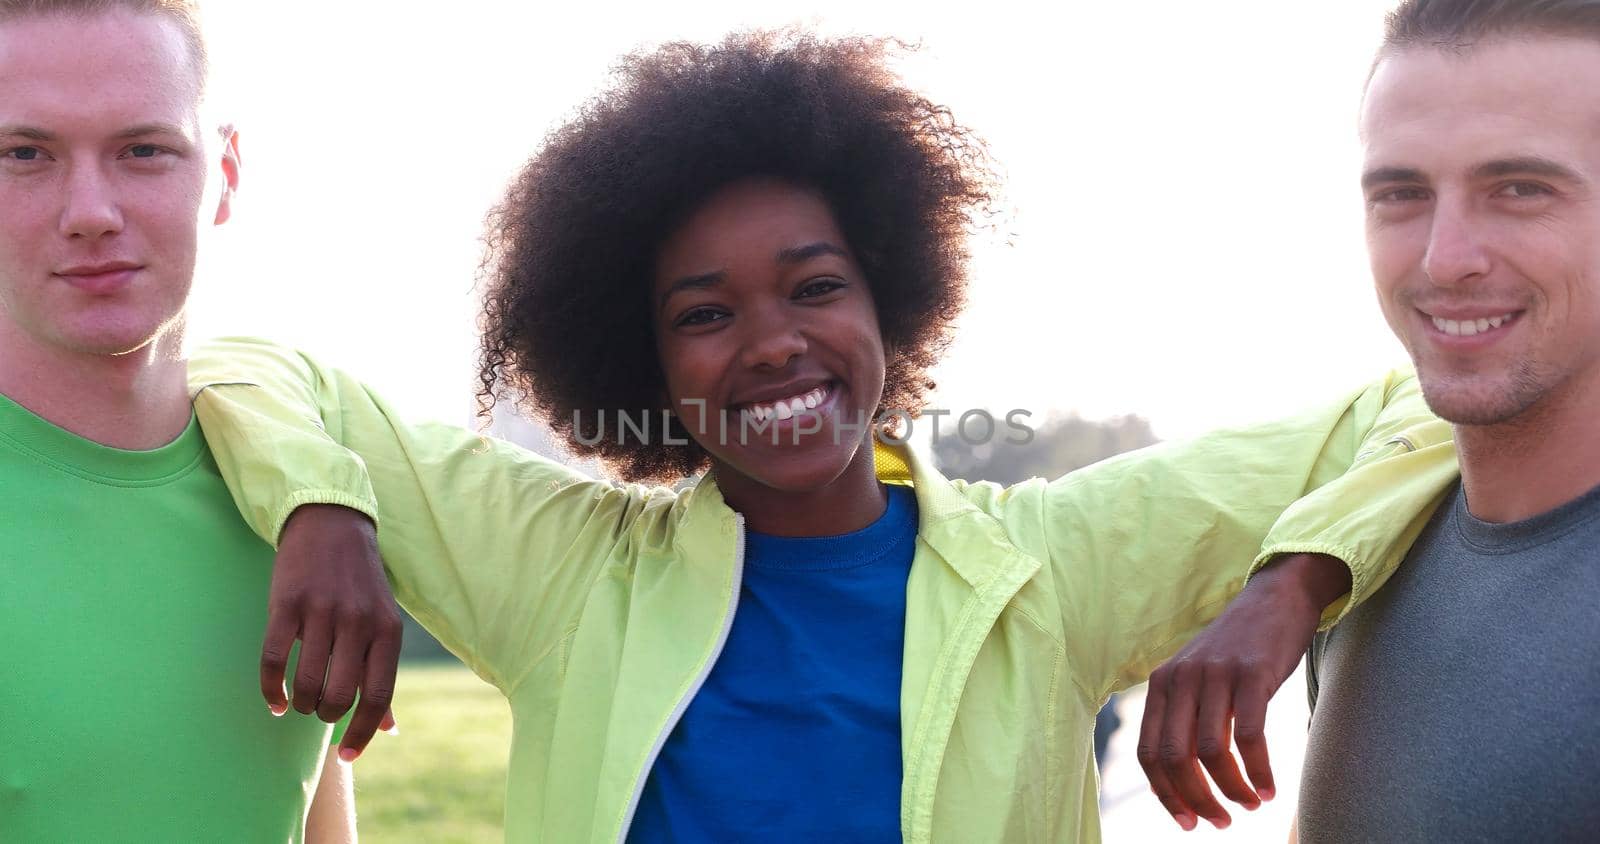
[[776, 242, 849, 265], [659, 271, 726, 312]]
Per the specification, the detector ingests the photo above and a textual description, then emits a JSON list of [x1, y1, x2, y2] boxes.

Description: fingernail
[[268, 703, 287, 717], [338, 747, 360, 764], [1176, 813, 1197, 831], [1213, 816, 1232, 830], [1258, 786, 1276, 802], [384, 723, 400, 736]]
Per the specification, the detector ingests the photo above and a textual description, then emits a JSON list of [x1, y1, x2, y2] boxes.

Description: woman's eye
[[797, 279, 846, 298], [677, 307, 727, 327]]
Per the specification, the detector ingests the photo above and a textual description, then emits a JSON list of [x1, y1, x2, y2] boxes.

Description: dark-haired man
[[1141, 1, 1600, 839]]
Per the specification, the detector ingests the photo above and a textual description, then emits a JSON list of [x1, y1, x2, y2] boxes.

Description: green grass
[[354, 662, 511, 843]]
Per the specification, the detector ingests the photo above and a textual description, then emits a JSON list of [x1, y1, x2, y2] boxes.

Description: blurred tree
[[930, 411, 1158, 487]]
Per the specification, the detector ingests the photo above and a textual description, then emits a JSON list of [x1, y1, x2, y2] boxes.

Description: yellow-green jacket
[[187, 338, 1458, 843]]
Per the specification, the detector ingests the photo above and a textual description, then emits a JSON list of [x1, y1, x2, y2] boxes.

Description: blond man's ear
[[213, 124, 240, 226]]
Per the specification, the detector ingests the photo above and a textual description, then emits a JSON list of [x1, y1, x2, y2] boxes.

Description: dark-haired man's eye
[[1494, 181, 1552, 200], [128, 144, 162, 158], [1371, 187, 1427, 204], [4, 146, 42, 161]]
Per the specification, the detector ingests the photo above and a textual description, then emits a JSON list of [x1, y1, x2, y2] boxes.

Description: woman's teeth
[[745, 385, 828, 422]]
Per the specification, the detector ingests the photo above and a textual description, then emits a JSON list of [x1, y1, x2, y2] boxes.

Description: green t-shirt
[[0, 392, 337, 842]]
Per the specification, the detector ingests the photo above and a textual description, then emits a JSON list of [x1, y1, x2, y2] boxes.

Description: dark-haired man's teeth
[[1431, 313, 1516, 337]]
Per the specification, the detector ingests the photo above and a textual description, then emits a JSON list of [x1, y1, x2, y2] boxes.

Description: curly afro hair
[[478, 30, 996, 483]]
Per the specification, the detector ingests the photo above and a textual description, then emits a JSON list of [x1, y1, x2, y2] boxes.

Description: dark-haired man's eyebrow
[[1474, 156, 1585, 185], [0, 125, 57, 142], [776, 242, 849, 265], [659, 271, 726, 312], [1361, 166, 1427, 191]]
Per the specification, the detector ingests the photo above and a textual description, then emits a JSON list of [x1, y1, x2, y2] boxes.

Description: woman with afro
[[191, 30, 1453, 844]]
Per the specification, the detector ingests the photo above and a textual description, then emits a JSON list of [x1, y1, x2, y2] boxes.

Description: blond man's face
[[0, 8, 236, 358]]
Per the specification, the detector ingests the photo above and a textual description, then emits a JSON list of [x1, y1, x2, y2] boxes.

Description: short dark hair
[[476, 31, 996, 483], [1383, 0, 1600, 51]]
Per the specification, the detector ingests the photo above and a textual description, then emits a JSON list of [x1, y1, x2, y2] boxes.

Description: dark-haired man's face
[[1361, 36, 1600, 426], [0, 9, 235, 360], [652, 178, 887, 495]]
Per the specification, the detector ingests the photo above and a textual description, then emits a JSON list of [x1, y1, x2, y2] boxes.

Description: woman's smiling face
[[652, 178, 887, 494]]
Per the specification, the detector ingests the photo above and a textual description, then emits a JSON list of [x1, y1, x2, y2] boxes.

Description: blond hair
[[0, 1, 208, 86]]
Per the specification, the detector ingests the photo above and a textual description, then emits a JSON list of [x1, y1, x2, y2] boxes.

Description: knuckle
[[1168, 658, 1201, 684], [1234, 723, 1266, 745], [268, 589, 306, 614], [1158, 740, 1188, 768], [1136, 744, 1160, 770], [342, 612, 376, 636], [319, 690, 356, 713], [364, 683, 396, 705], [259, 649, 289, 670], [1195, 738, 1226, 763], [1233, 656, 1267, 678], [303, 597, 337, 618]]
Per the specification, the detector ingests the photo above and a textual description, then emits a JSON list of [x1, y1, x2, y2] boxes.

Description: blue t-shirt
[[628, 484, 918, 843]]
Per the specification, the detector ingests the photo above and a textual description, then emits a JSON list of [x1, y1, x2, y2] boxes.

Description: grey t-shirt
[[1300, 480, 1600, 843]]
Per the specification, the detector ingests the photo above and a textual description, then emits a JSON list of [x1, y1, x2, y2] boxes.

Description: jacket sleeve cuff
[[272, 488, 381, 547], [1248, 543, 1365, 630]]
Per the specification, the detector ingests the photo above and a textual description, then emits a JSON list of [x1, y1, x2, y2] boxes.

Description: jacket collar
[[893, 441, 1032, 588], [683, 440, 1031, 590]]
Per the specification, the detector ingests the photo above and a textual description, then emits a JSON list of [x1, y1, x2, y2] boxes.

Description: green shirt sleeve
[[188, 337, 662, 694], [1024, 370, 1456, 699]]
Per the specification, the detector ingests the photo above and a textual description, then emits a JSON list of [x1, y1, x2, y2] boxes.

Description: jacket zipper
[[614, 514, 746, 843]]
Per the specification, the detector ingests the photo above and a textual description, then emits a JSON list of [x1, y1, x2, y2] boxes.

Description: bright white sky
[[189, 1, 1405, 440]]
